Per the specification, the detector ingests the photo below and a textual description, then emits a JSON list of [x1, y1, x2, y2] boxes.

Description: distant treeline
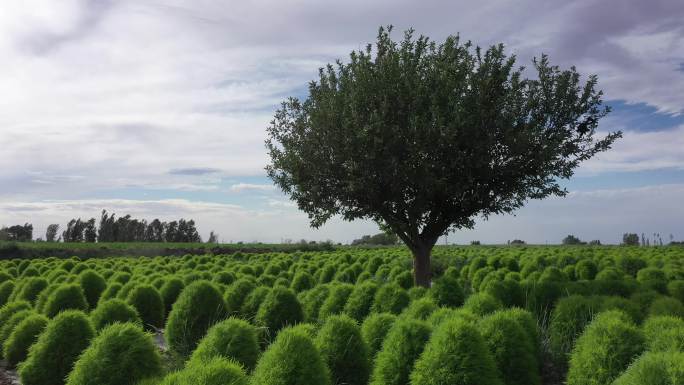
[[1, 210, 203, 243]]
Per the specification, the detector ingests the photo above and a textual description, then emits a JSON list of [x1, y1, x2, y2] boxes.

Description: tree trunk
[[412, 245, 432, 288]]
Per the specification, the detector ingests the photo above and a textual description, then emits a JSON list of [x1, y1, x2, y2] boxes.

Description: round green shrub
[[66, 322, 162, 385], [480, 311, 540, 385], [250, 325, 330, 385], [315, 315, 369, 385], [161, 357, 248, 385], [343, 281, 378, 321], [16, 277, 48, 304], [159, 278, 184, 316], [361, 312, 397, 357], [402, 297, 438, 320], [410, 317, 503, 385], [165, 280, 227, 356], [0, 300, 31, 327], [370, 318, 431, 385], [566, 310, 645, 385], [393, 271, 413, 289], [0, 281, 15, 307], [256, 286, 304, 339], [372, 284, 410, 315], [463, 293, 503, 316], [643, 315, 684, 352], [429, 275, 464, 308], [78, 270, 107, 309], [318, 283, 354, 320], [239, 286, 270, 320], [549, 295, 599, 363], [291, 271, 315, 292], [126, 284, 165, 331], [497, 307, 539, 358], [43, 284, 89, 317], [612, 351, 684, 385], [668, 280, 684, 303], [3, 313, 48, 367], [189, 317, 260, 371], [18, 310, 95, 385], [299, 285, 330, 322], [99, 283, 123, 303], [0, 309, 35, 356], [213, 271, 237, 286], [90, 299, 141, 331], [427, 307, 477, 326], [482, 279, 524, 308], [224, 278, 256, 315], [575, 260, 598, 280], [648, 296, 684, 318]]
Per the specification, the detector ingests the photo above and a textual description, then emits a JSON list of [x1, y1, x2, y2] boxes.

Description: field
[[0, 245, 683, 385]]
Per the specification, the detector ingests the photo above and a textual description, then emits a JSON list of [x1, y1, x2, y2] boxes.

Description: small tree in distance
[[562, 235, 586, 245], [622, 233, 640, 246], [266, 26, 621, 287]]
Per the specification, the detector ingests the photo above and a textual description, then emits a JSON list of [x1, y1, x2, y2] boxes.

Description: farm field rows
[[0, 245, 683, 385]]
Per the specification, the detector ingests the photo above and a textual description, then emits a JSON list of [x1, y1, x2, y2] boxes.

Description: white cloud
[[229, 183, 276, 193]]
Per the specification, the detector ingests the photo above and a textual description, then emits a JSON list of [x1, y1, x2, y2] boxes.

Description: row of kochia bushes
[[0, 246, 681, 385]]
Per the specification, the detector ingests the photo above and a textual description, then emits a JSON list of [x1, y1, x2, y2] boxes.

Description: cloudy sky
[[1, 0, 683, 244]]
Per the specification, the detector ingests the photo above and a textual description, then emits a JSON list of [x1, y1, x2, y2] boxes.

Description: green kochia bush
[[429, 274, 464, 308], [0, 310, 35, 356], [224, 278, 256, 315], [343, 281, 378, 321], [16, 277, 48, 304], [0, 281, 15, 306], [361, 313, 397, 357], [19, 310, 95, 385], [316, 315, 370, 385], [165, 280, 228, 356], [240, 286, 271, 320], [126, 284, 165, 331], [566, 310, 645, 385], [190, 317, 260, 371], [318, 283, 354, 320], [642, 316, 684, 352], [66, 322, 162, 385], [372, 284, 410, 315], [410, 317, 503, 385], [463, 292, 503, 316], [43, 284, 89, 317], [480, 311, 540, 385], [549, 295, 599, 364], [159, 277, 184, 317], [3, 313, 49, 367], [160, 357, 248, 385], [370, 318, 431, 385], [402, 298, 438, 320], [612, 351, 684, 385], [90, 299, 141, 331], [78, 270, 107, 308], [648, 296, 684, 318], [250, 325, 330, 385], [256, 287, 304, 339]]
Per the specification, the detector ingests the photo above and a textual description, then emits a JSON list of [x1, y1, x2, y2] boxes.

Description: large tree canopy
[[266, 26, 621, 286]]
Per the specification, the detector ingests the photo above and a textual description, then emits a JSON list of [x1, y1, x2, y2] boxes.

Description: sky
[[0, 0, 683, 245]]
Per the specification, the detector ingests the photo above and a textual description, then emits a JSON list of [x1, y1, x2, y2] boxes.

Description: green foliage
[[165, 280, 227, 356], [372, 283, 410, 314], [566, 310, 645, 385], [463, 292, 503, 316], [575, 260, 598, 280], [225, 278, 256, 315], [160, 357, 248, 385], [159, 278, 184, 316], [343, 281, 378, 321], [239, 286, 270, 320], [126, 284, 165, 331], [66, 322, 162, 385], [16, 277, 48, 304], [0, 280, 15, 307], [549, 295, 599, 363], [3, 313, 48, 367], [643, 316, 684, 352], [612, 351, 684, 385], [78, 270, 107, 308], [429, 275, 464, 307], [402, 297, 438, 320], [361, 312, 397, 357], [19, 310, 95, 385], [250, 326, 330, 385], [43, 284, 89, 317], [291, 271, 315, 292], [315, 315, 370, 385], [370, 318, 431, 385], [648, 296, 684, 318], [90, 299, 141, 331], [256, 287, 304, 339], [411, 317, 503, 385], [318, 283, 353, 320], [189, 317, 260, 371], [480, 311, 540, 385]]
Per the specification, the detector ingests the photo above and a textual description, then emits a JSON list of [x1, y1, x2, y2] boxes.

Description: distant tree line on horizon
[[1, 210, 205, 243]]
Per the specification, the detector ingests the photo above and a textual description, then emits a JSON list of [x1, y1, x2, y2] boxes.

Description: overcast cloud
[[1, 0, 683, 243]]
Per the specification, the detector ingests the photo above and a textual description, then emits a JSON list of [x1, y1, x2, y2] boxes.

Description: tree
[[0, 224, 33, 242], [265, 27, 621, 287], [207, 231, 219, 244], [562, 235, 585, 245], [46, 224, 60, 242], [622, 233, 640, 246]]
